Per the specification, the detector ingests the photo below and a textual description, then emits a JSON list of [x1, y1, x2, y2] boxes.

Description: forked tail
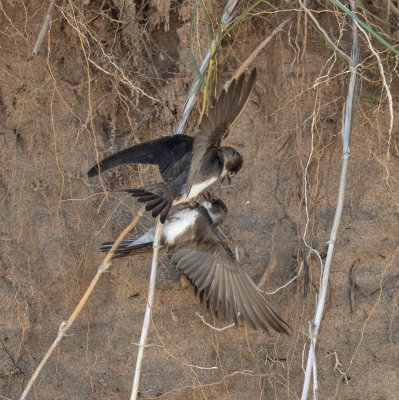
[[100, 240, 153, 258]]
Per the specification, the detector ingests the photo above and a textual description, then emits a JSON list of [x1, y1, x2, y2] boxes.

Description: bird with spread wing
[[88, 69, 256, 223], [101, 194, 290, 334]]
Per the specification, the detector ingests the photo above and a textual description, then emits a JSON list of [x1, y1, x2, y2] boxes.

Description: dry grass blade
[[300, 2, 360, 398], [19, 207, 145, 400]]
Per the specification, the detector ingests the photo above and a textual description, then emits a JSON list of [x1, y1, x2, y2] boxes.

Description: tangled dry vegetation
[[1, 0, 399, 399]]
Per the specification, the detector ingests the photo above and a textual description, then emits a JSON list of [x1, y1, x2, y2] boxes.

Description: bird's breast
[[164, 209, 199, 244], [175, 177, 218, 205]]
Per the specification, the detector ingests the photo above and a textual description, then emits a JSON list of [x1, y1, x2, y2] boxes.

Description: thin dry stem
[[19, 207, 145, 400], [57, 3, 160, 104], [355, 23, 394, 161], [298, 0, 350, 62], [300, 3, 359, 398], [32, 0, 55, 56], [231, 16, 294, 81], [130, 219, 163, 400], [196, 312, 235, 331], [262, 262, 304, 295], [389, 0, 399, 17], [309, 322, 318, 400], [230, 0, 311, 82]]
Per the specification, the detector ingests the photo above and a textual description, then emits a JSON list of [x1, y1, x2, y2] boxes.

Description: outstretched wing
[[185, 69, 256, 195], [172, 224, 290, 334], [88, 135, 193, 181]]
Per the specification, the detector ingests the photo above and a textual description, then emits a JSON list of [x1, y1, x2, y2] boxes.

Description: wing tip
[[271, 319, 292, 336], [238, 67, 257, 84]]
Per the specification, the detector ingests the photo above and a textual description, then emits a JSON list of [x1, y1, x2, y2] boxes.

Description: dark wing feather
[[172, 223, 290, 334], [127, 182, 177, 223], [100, 240, 153, 258], [88, 135, 193, 180], [185, 69, 257, 195]]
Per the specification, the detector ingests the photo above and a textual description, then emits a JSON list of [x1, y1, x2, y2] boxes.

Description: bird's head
[[220, 146, 243, 184], [201, 193, 228, 226]]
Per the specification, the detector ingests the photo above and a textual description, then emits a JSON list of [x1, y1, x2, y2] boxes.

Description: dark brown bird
[[101, 196, 290, 334], [88, 69, 256, 223]]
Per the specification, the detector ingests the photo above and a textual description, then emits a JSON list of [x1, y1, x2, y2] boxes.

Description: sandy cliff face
[[1, 1, 399, 399]]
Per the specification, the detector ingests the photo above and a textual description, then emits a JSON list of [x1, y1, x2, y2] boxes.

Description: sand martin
[[100, 196, 228, 257], [88, 69, 256, 223], [101, 196, 290, 334]]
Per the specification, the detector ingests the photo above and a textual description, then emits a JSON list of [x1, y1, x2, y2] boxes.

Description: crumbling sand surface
[[1, 1, 399, 399]]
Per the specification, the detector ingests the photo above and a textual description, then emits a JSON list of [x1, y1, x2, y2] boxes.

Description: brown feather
[[185, 69, 257, 196], [172, 219, 291, 334]]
